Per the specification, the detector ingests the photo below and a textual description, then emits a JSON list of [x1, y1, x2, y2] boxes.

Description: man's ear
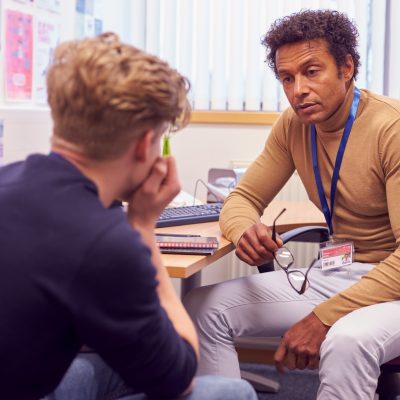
[[133, 129, 155, 162], [342, 54, 355, 82]]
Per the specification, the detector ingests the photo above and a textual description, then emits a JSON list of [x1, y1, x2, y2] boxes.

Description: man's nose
[[294, 75, 309, 98]]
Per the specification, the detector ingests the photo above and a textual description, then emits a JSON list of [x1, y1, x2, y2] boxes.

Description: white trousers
[[184, 262, 400, 400]]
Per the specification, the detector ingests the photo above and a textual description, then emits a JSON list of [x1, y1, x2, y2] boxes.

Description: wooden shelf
[[190, 111, 280, 125]]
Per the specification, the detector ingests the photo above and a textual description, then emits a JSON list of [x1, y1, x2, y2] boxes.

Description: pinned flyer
[[5, 9, 33, 101]]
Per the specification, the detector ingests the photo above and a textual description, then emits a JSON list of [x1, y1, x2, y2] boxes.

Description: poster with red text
[[34, 19, 59, 103], [5, 9, 33, 101]]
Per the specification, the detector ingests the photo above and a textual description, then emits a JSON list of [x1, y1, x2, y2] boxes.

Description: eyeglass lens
[[272, 208, 316, 294], [275, 247, 294, 268], [287, 270, 309, 293]]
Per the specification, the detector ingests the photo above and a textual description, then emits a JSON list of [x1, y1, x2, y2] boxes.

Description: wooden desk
[[259, 200, 326, 230], [157, 200, 325, 296]]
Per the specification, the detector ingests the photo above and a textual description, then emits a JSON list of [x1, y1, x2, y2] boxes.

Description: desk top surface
[[156, 200, 325, 279]]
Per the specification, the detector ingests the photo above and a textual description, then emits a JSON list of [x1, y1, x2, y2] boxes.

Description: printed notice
[[5, 9, 33, 101], [34, 19, 59, 103], [36, 0, 61, 13]]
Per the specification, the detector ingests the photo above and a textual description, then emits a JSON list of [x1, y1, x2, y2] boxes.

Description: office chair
[[377, 358, 400, 400], [243, 225, 400, 398]]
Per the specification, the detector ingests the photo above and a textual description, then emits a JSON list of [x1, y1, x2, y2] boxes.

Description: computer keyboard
[[156, 203, 223, 228]]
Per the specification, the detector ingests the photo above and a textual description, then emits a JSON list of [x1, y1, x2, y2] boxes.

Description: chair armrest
[[280, 225, 329, 244], [257, 225, 329, 273]]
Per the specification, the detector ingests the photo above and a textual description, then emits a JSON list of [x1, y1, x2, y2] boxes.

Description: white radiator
[[229, 173, 319, 279]]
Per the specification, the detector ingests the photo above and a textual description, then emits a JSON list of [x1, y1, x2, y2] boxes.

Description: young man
[[0, 33, 256, 400], [185, 9, 400, 399]]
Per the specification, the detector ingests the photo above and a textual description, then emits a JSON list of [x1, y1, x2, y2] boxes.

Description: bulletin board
[[2, 0, 104, 104]]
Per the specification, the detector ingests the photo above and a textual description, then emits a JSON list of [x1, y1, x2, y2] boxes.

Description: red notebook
[[156, 234, 219, 255]]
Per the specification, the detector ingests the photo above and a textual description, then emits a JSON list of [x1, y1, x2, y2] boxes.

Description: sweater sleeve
[[314, 119, 400, 326], [69, 222, 197, 398], [220, 113, 296, 245]]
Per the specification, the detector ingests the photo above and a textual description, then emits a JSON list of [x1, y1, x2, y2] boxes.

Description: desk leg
[[181, 272, 201, 299]]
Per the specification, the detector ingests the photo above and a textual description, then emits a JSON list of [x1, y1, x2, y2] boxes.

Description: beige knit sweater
[[220, 81, 400, 325]]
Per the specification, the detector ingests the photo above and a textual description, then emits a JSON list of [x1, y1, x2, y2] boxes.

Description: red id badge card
[[319, 240, 354, 271]]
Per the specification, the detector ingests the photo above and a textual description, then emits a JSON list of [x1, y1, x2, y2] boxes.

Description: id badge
[[319, 239, 354, 271]]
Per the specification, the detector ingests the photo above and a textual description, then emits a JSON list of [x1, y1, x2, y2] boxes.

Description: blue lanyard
[[311, 87, 360, 236]]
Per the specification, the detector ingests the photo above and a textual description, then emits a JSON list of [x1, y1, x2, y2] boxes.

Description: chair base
[[376, 370, 400, 400], [241, 370, 280, 393]]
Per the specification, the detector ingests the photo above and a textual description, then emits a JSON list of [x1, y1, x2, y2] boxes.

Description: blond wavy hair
[[47, 32, 191, 159]]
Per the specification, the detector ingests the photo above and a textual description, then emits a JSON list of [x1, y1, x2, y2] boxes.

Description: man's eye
[[307, 69, 318, 76]]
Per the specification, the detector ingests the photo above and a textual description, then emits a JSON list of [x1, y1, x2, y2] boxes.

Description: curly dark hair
[[262, 9, 360, 80]]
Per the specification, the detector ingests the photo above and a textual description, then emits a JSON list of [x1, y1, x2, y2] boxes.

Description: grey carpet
[[240, 363, 319, 400]]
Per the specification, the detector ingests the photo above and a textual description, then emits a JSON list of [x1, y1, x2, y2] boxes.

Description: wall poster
[[5, 9, 33, 101], [35, 0, 61, 13], [34, 18, 59, 102]]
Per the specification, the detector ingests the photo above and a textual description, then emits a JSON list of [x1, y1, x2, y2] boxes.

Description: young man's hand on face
[[127, 156, 180, 230]]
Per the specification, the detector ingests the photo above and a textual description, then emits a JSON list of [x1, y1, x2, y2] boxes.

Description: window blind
[[120, 0, 396, 111]]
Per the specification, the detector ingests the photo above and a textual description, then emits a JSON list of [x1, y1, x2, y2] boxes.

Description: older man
[[185, 10, 400, 400]]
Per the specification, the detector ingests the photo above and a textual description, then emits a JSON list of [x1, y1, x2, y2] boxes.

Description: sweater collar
[[316, 80, 355, 134]]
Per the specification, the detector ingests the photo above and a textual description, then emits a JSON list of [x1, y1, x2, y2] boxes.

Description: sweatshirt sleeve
[[314, 119, 400, 326], [69, 222, 197, 398], [220, 113, 296, 245]]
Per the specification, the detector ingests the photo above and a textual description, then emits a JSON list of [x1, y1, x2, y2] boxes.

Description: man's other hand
[[274, 312, 330, 373], [127, 157, 180, 228], [236, 223, 282, 266]]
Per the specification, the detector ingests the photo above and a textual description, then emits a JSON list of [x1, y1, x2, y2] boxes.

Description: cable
[[192, 178, 223, 206]]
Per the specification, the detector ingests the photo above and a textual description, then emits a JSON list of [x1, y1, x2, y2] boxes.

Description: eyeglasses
[[272, 208, 315, 295]]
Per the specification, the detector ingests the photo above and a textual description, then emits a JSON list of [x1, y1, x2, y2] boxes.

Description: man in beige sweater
[[185, 9, 400, 399]]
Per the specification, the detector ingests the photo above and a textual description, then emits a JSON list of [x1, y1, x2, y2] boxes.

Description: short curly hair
[[47, 32, 191, 160], [262, 9, 360, 80]]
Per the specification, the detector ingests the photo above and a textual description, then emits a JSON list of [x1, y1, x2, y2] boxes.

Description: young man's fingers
[[141, 158, 168, 193], [162, 156, 178, 184], [159, 156, 181, 198]]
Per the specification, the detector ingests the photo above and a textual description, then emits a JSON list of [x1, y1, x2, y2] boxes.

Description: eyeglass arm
[[257, 225, 329, 273]]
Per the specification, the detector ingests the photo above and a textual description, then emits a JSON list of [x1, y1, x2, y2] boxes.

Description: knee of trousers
[[58, 356, 98, 388], [320, 323, 382, 372], [183, 285, 230, 335], [194, 376, 257, 399]]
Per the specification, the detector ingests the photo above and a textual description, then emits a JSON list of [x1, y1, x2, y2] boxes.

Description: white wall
[[3, 108, 52, 163], [172, 123, 270, 197], [3, 111, 270, 293]]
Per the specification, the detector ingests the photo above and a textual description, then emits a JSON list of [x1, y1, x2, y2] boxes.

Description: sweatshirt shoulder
[[272, 106, 303, 135], [280, 106, 300, 124], [361, 89, 400, 118]]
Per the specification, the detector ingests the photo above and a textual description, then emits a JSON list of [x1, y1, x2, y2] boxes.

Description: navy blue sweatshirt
[[0, 154, 196, 400]]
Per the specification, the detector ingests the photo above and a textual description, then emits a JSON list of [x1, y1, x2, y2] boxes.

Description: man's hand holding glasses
[[236, 208, 316, 295], [235, 221, 283, 267]]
